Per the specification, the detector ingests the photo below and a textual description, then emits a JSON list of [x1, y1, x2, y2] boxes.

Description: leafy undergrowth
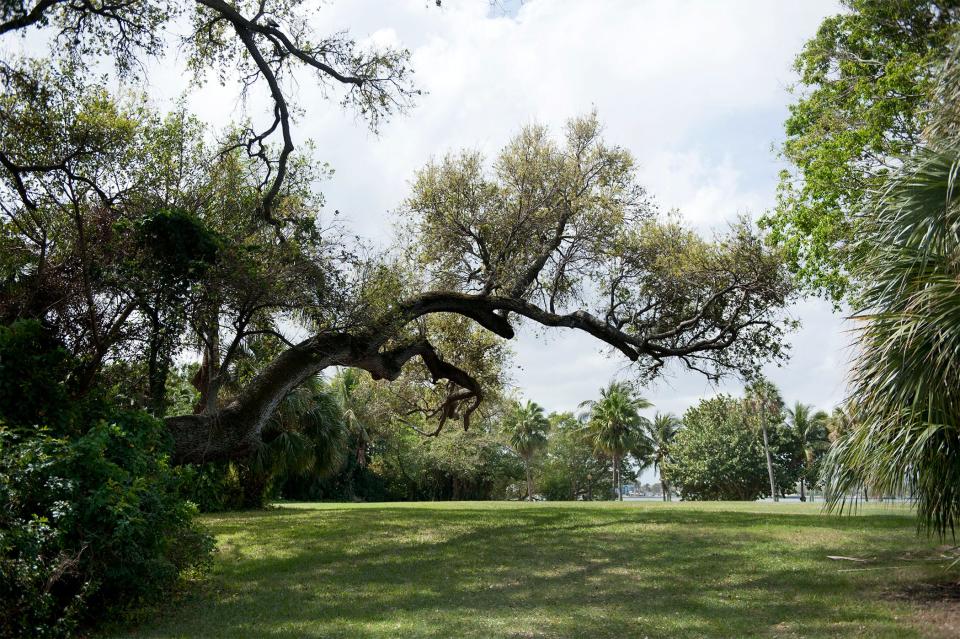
[[105, 501, 956, 639]]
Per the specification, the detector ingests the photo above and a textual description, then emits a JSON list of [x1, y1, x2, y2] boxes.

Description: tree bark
[[614, 454, 623, 501], [525, 459, 533, 501], [799, 478, 806, 502], [761, 424, 778, 502]]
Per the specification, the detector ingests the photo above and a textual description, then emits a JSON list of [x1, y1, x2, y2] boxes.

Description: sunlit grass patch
[[107, 501, 953, 639]]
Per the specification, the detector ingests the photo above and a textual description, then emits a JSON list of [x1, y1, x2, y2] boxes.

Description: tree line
[[189, 367, 846, 508]]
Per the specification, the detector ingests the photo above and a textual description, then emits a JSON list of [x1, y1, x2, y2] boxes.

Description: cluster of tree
[[0, 6, 798, 632], [8, 0, 960, 632], [502, 383, 659, 502], [171, 372, 723, 508], [663, 385, 836, 502], [765, 0, 960, 536], [1, 0, 796, 469]]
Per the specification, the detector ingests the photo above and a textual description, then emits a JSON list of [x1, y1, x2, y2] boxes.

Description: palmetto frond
[[261, 374, 351, 479], [823, 137, 960, 536]]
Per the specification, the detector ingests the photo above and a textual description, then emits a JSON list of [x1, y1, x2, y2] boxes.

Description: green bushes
[[664, 395, 803, 501], [0, 321, 213, 637]]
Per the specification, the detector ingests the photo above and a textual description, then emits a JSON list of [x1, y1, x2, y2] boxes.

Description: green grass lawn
[[108, 501, 957, 639]]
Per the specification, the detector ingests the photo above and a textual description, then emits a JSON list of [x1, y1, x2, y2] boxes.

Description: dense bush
[[0, 321, 213, 638], [665, 395, 803, 501]]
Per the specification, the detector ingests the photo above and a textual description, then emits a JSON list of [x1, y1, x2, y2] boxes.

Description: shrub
[[0, 321, 213, 637]]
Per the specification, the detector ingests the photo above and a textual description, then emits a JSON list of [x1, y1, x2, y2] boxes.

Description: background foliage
[[0, 321, 212, 638]]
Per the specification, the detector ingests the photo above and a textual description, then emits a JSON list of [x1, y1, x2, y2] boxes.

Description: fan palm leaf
[[823, 135, 960, 535]]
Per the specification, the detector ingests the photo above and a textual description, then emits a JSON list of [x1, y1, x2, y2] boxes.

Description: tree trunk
[[799, 478, 806, 502], [615, 454, 623, 501], [194, 311, 221, 414], [761, 424, 778, 502], [239, 466, 269, 509], [166, 333, 354, 464], [525, 459, 534, 501], [162, 297, 514, 465], [612, 457, 618, 500], [661, 479, 669, 502], [146, 309, 170, 417]]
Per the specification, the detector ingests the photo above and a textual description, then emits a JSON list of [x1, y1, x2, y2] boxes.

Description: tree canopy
[[666, 394, 803, 501], [1, 3, 796, 467], [762, 0, 960, 302]]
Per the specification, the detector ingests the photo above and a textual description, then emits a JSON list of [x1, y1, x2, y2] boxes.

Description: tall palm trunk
[[525, 457, 534, 501], [615, 453, 623, 501], [761, 424, 778, 502]]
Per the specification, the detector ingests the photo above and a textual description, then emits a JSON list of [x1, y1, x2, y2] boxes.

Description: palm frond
[[824, 137, 960, 537]]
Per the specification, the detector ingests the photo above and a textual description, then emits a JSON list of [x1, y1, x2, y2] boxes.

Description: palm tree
[[785, 402, 829, 502], [503, 400, 550, 500], [822, 38, 960, 536], [745, 379, 781, 502], [329, 368, 373, 466], [244, 375, 350, 507], [579, 382, 652, 501], [826, 405, 855, 444], [644, 412, 680, 501]]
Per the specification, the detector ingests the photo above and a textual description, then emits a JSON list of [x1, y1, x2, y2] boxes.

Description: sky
[[16, 0, 852, 438]]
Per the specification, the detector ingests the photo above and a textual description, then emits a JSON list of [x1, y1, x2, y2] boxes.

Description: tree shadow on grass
[[112, 505, 940, 639]]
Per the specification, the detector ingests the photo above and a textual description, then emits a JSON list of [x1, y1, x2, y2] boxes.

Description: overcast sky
[[18, 0, 852, 434]]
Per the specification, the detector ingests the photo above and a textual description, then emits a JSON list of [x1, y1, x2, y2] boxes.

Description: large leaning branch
[[165, 282, 779, 464]]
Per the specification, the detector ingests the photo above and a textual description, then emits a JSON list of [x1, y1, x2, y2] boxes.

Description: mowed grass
[[108, 501, 957, 638]]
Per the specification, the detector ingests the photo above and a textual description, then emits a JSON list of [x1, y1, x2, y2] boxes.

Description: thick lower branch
[[166, 333, 354, 463], [165, 288, 780, 464]]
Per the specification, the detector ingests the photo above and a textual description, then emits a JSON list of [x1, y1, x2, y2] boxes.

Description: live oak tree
[[1, 1, 796, 466]]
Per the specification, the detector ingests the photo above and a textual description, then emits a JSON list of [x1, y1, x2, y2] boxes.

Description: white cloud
[[638, 150, 766, 230]]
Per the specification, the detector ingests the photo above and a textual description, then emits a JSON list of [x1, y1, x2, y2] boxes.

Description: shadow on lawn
[[120, 505, 934, 639]]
